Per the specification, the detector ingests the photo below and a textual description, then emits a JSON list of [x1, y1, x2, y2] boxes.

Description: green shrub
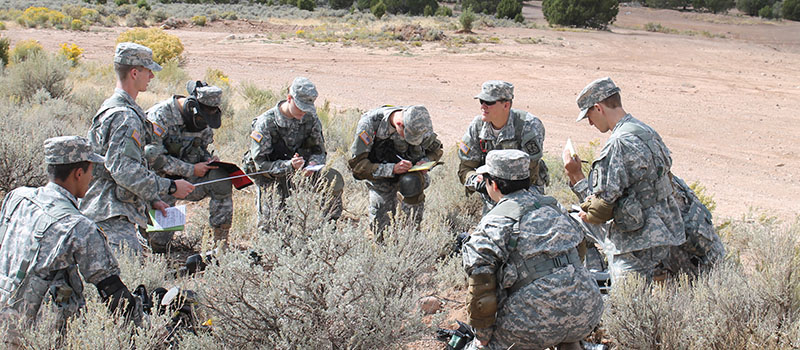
[[435, 5, 453, 16], [124, 7, 148, 27], [785, 0, 800, 19], [737, 0, 777, 16], [462, 0, 500, 15], [9, 39, 44, 64], [0, 22, 5, 30], [758, 4, 774, 17], [191, 15, 207, 25], [298, 0, 316, 11], [117, 27, 184, 64], [331, 0, 355, 9], [424, 4, 434, 15], [542, 0, 619, 29], [357, 0, 378, 10], [514, 12, 524, 22], [459, 6, 476, 31], [136, 0, 151, 10], [220, 10, 238, 20], [372, 0, 387, 18], [149, 8, 168, 22], [5, 53, 72, 101], [645, 0, 690, 8], [115, 0, 130, 5], [692, 0, 735, 13], [381, 0, 438, 15], [496, 0, 522, 19], [0, 37, 8, 67]]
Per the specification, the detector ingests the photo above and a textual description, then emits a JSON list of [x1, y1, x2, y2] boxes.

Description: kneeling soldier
[[462, 149, 603, 350]]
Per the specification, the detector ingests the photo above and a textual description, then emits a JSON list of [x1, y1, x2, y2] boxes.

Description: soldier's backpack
[[0, 187, 79, 305], [671, 175, 725, 267]]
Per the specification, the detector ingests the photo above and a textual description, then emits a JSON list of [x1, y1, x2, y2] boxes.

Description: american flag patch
[[458, 141, 470, 155], [131, 129, 142, 147], [152, 122, 165, 137], [251, 130, 264, 143], [358, 130, 372, 146]]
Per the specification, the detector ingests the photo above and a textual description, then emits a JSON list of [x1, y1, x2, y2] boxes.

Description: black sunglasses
[[480, 99, 504, 106]]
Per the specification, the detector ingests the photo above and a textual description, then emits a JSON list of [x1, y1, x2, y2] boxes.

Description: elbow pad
[[467, 273, 497, 329], [580, 196, 614, 224]]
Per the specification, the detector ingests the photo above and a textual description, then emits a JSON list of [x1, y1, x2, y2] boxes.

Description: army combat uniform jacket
[[245, 101, 327, 179], [81, 89, 171, 227], [0, 183, 119, 332], [458, 109, 548, 194], [571, 114, 685, 255], [146, 96, 214, 178], [462, 190, 603, 349], [349, 106, 443, 181]]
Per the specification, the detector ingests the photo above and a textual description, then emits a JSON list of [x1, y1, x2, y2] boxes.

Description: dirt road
[[6, 3, 800, 219]]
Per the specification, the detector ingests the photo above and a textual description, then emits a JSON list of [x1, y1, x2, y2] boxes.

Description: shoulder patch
[[152, 122, 165, 137], [131, 129, 142, 147], [251, 130, 264, 143], [358, 130, 373, 146], [458, 140, 470, 155]]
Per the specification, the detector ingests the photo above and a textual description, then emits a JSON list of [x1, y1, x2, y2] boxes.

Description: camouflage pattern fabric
[[97, 216, 147, 253], [662, 175, 725, 276], [571, 114, 685, 281], [458, 109, 548, 210], [575, 77, 621, 122], [474, 80, 514, 102], [194, 86, 222, 107], [114, 42, 162, 72], [400, 106, 433, 146], [0, 183, 120, 340], [146, 96, 233, 237], [43, 136, 104, 164], [80, 89, 172, 250], [475, 149, 530, 180], [289, 77, 318, 113], [462, 190, 603, 349], [348, 106, 443, 235], [244, 102, 341, 222]]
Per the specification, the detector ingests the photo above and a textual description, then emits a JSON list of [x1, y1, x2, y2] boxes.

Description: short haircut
[[47, 161, 91, 182], [484, 173, 530, 195], [600, 92, 622, 109], [114, 63, 141, 81]]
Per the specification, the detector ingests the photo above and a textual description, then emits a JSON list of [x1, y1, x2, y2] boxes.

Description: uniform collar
[[112, 88, 146, 118], [275, 100, 302, 128], [611, 113, 634, 133], [45, 182, 79, 209]]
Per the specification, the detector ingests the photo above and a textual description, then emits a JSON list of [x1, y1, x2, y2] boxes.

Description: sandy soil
[[5, 2, 800, 220]]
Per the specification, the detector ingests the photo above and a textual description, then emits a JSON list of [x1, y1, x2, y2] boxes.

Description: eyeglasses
[[479, 99, 501, 106]]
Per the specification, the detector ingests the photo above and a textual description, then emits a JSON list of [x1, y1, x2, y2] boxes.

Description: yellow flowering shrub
[[59, 43, 84, 66], [16, 7, 68, 28], [116, 28, 184, 65], [9, 39, 44, 64]]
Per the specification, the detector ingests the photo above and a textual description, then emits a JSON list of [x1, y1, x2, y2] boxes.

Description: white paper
[[304, 164, 325, 172], [562, 138, 577, 165], [152, 205, 186, 229]]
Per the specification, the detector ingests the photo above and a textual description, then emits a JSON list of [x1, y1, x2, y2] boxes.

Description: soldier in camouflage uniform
[[348, 105, 443, 239], [145, 81, 232, 251], [462, 150, 603, 350], [243, 77, 344, 223], [458, 81, 549, 213], [564, 77, 685, 283], [1, 136, 142, 347], [80, 42, 194, 253]]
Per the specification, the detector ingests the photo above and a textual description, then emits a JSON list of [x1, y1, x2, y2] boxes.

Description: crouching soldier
[[348, 105, 443, 240], [462, 150, 603, 350], [145, 81, 233, 251], [242, 77, 344, 223], [0, 137, 142, 347]]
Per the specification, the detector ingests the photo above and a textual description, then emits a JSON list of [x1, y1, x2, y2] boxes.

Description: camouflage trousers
[[97, 216, 147, 254], [148, 168, 234, 250], [367, 173, 429, 239], [608, 245, 671, 284], [255, 168, 344, 225]]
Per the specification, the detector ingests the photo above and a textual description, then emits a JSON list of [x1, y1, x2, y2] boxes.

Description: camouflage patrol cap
[[186, 80, 223, 107], [576, 77, 620, 122], [476, 149, 529, 181], [44, 136, 105, 165], [114, 42, 162, 72], [402, 105, 433, 146], [474, 80, 514, 102], [289, 77, 318, 114]]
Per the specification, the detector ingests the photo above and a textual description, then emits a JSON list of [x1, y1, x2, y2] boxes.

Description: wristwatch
[[168, 180, 177, 195]]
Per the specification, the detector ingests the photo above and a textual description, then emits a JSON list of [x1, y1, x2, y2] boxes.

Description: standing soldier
[[348, 105, 443, 239], [145, 81, 232, 251], [458, 80, 549, 213], [461, 150, 603, 350], [1, 136, 141, 346], [563, 77, 685, 283], [243, 77, 344, 223], [81, 42, 194, 253]]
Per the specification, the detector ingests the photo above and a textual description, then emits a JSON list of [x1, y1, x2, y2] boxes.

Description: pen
[[396, 155, 408, 162]]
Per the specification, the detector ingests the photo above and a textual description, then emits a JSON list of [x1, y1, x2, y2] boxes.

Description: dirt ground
[[5, 2, 800, 220]]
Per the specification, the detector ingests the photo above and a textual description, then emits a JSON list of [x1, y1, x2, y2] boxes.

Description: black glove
[[435, 320, 475, 350], [474, 177, 487, 195], [96, 275, 137, 319]]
